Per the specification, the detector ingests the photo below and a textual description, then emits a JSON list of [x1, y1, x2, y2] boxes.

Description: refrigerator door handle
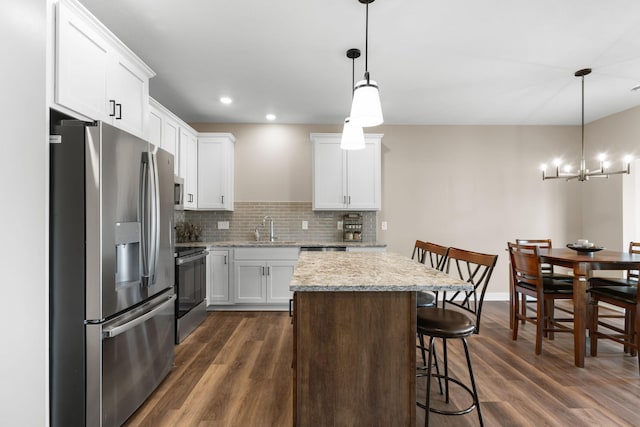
[[149, 153, 160, 284], [102, 294, 176, 339], [139, 155, 150, 285], [139, 152, 160, 286]]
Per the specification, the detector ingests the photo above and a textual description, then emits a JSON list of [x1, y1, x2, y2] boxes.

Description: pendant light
[[349, 0, 383, 127], [541, 68, 632, 181], [341, 48, 366, 150]]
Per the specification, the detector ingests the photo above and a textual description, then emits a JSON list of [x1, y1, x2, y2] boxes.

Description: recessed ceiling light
[[266, 113, 276, 121], [220, 96, 233, 104]]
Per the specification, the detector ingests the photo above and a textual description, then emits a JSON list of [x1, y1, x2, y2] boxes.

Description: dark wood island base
[[293, 291, 417, 426]]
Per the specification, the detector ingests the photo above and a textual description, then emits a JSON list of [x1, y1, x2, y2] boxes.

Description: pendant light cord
[[352, 56, 355, 99], [581, 73, 585, 163], [364, 1, 370, 83]]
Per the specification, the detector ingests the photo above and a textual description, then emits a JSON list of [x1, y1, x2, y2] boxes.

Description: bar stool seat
[[418, 308, 475, 338], [417, 291, 437, 308]]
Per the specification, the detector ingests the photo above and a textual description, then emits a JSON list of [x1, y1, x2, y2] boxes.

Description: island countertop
[[290, 251, 471, 292]]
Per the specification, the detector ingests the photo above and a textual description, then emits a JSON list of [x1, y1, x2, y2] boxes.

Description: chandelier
[[541, 68, 632, 181]]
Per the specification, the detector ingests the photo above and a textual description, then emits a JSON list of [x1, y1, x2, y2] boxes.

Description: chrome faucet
[[263, 216, 276, 242]]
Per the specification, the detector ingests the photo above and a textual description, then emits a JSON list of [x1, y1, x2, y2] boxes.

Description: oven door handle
[[103, 294, 176, 339], [176, 251, 208, 265]]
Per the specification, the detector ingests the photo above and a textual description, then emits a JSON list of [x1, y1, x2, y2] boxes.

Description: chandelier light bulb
[[563, 164, 572, 173], [553, 158, 562, 167], [624, 155, 633, 164], [540, 164, 547, 171]]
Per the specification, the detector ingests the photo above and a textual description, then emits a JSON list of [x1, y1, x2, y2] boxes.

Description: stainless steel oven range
[[175, 247, 208, 343]]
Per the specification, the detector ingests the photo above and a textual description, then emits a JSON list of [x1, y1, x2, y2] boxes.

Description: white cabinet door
[[311, 133, 382, 211], [178, 127, 190, 180], [183, 131, 198, 209], [55, 0, 109, 122], [107, 56, 148, 137], [346, 139, 381, 210], [207, 250, 230, 304], [198, 133, 235, 210], [266, 260, 296, 303], [234, 261, 266, 303], [148, 104, 163, 148], [163, 117, 180, 175], [312, 137, 347, 210]]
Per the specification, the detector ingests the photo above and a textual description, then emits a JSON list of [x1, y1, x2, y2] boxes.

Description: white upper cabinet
[[53, 0, 154, 138], [181, 128, 198, 209], [311, 133, 382, 211], [148, 97, 198, 191], [148, 102, 163, 147], [197, 133, 235, 211], [162, 115, 180, 175]]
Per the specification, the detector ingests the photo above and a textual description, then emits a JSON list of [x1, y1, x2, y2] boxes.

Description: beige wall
[[582, 106, 640, 251], [192, 111, 639, 297]]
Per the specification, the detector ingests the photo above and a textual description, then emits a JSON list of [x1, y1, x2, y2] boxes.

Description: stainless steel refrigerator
[[50, 120, 176, 427]]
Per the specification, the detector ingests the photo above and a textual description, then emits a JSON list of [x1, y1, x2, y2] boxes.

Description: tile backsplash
[[175, 202, 377, 243]]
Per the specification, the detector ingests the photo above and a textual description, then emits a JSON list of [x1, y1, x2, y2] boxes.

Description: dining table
[[539, 247, 640, 367]]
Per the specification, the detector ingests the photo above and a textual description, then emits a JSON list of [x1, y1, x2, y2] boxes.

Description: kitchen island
[[289, 251, 471, 427]]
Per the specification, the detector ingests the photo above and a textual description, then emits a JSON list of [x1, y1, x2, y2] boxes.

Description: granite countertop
[[290, 251, 471, 292], [175, 240, 387, 248]]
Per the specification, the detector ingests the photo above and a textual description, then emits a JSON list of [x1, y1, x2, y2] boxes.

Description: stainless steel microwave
[[174, 176, 184, 210]]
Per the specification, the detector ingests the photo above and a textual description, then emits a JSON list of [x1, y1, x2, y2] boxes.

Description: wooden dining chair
[[589, 241, 640, 364], [514, 239, 573, 334], [416, 247, 498, 427], [515, 239, 573, 282], [508, 242, 574, 355]]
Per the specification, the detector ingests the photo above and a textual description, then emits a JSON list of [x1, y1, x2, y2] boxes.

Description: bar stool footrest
[[417, 373, 478, 416]]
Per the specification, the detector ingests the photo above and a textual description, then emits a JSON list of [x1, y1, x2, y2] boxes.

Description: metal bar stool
[[416, 247, 498, 427]]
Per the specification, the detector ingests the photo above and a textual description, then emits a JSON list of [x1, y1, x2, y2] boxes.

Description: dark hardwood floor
[[125, 302, 640, 427]]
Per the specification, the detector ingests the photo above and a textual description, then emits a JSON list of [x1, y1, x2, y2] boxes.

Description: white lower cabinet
[[206, 250, 230, 304], [233, 248, 298, 305]]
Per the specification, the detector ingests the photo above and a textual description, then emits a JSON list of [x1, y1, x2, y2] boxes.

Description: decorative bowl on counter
[[566, 244, 604, 253]]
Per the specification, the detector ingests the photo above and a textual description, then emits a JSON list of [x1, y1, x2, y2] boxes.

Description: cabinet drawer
[[234, 247, 300, 260]]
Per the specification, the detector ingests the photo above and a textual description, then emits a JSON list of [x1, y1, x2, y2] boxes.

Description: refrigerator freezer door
[[86, 291, 175, 426]]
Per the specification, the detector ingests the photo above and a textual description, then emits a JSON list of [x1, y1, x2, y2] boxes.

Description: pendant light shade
[[350, 78, 383, 127], [341, 48, 366, 150], [340, 117, 366, 150], [350, 0, 383, 128]]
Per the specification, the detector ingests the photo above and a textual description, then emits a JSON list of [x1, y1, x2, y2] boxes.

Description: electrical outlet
[[337, 221, 343, 230], [218, 221, 229, 230], [381, 221, 388, 231], [302, 221, 308, 230]]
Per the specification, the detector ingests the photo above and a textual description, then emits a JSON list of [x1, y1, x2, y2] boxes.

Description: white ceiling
[[79, 0, 640, 125]]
